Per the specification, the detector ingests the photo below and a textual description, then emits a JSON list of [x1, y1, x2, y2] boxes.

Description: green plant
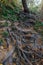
[[3, 21, 8, 27], [0, 1, 21, 22], [34, 20, 43, 38], [2, 31, 9, 37], [34, 21, 43, 31], [0, 39, 3, 46]]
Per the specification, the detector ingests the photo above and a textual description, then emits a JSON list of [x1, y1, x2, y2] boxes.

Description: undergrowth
[[0, 1, 21, 21]]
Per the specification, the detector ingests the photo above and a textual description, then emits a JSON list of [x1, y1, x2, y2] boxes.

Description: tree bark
[[22, 0, 29, 13]]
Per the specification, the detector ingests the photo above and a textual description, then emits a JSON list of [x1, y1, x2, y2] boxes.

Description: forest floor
[[0, 19, 43, 65]]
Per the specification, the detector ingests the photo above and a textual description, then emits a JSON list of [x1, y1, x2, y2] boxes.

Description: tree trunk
[[22, 0, 29, 13]]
